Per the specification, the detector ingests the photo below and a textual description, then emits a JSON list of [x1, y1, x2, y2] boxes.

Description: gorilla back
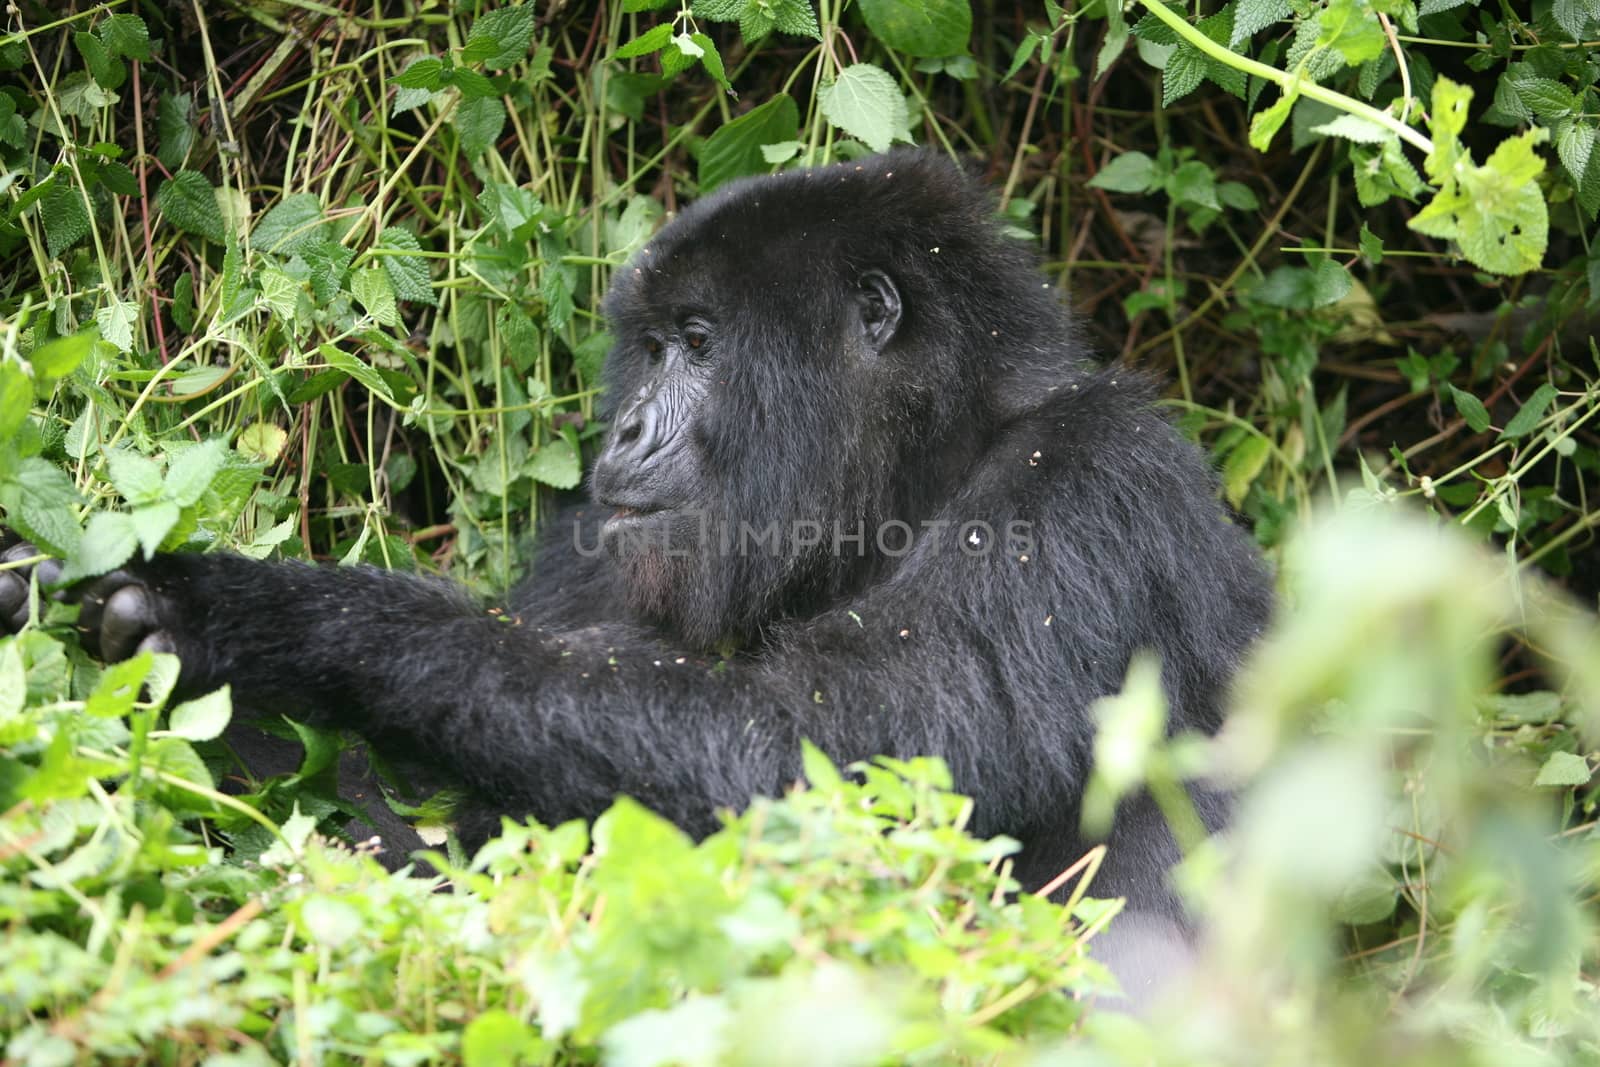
[[2, 152, 1272, 996]]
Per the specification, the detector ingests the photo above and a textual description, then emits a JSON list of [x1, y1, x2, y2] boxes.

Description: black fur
[[3, 152, 1271, 1000]]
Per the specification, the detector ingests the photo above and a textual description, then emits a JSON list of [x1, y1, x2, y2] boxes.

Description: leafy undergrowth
[[2, 0, 1600, 1063]]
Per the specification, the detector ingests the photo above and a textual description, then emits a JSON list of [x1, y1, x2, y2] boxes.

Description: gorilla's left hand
[[0, 533, 175, 660]]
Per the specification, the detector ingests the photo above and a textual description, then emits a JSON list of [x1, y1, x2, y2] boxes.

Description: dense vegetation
[[1, 1, 1597, 1063]]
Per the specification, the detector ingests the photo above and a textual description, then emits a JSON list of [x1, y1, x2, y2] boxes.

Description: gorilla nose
[[600, 401, 662, 467]]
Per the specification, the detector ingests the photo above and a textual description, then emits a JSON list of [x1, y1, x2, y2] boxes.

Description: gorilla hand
[[0, 534, 175, 661]]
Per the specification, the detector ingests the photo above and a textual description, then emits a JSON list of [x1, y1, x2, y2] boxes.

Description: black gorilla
[[2, 152, 1270, 998]]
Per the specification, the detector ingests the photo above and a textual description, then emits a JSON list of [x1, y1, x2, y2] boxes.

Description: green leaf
[[94, 295, 138, 354], [1249, 91, 1295, 152], [156, 92, 193, 169], [817, 63, 907, 153], [1087, 151, 1159, 194], [61, 511, 139, 584], [461, 6, 535, 68], [27, 328, 97, 380], [1358, 223, 1384, 264], [85, 653, 154, 719], [1500, 383, 1558, 439], [771, 0, 822, 38], [693, 33, 730, 92], [396, 56, 446, 90], [171, 271, 196, 331], [0, 459, 83, 556], [1252, 260, 1353, 309], [107, 449, 165, 504], [163, 439, 229, 507], [615, 23, 673, 58], [129, 501, 179, 557], [352, 266, 400, 326], [454, 95, 506, 159], [1223, 435, 1271, 508], [526, 438, 581, 489], [1447, 384, 1491, 433], [1231, 0, 1292, 44], [320, 344, 396, 401], [168, 685, 233, 742], [252, 194, 325, 254], [75, 31, 124, 90], [156, 170, 226, 244], [1167, 160, 1219, 210], [377, 227, 437, 305], [40, 180, 90, 259], [856, 0, 972, 58], [259, 266, 305, 326], [698, 94, 800, 192], [1317, 0, 1385, 64], [445, 68, 498, 99], [99, 14, 152, 60], [1308, 114, 1393, 144], [1533, 751, 1592, 787]]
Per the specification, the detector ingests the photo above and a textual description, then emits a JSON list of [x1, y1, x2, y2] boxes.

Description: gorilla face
[[592, 206, 906, 649]]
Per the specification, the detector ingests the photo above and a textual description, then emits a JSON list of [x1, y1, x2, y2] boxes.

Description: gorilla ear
[[856, 270, 902, 353]]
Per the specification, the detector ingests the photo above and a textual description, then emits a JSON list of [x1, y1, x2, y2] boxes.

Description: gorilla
[[1, 151, 1271, 1002]]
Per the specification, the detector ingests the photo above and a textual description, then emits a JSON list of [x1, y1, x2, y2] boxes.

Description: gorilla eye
[[644, 337, 663, 360], [685, 327, 708, 350]]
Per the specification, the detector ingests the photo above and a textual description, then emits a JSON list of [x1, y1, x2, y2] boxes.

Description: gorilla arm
[[58, 547, 1068, 842]]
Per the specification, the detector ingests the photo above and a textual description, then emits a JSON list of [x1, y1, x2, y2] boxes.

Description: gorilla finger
[[95, 584, 161, 662], [77, 570, 138, 637], [1, 571, 27, 632], [34, 558, 65, 592], [136, 630, 177, 657]]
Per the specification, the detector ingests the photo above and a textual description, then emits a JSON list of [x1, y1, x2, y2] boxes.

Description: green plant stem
[[1133, 0, 1433, 156]]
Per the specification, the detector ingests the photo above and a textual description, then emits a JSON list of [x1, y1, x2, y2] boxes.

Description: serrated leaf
[[1359, 223, 1384, 264], [0, 459, 84, 556], [94, 295, 138, 354], [352, 266, 400, 326], [1500, 383, 1558, 439], [164, 439, 228, 508], [28, 328, 97, 380], [258, 266, 305, 327], [1447, 384, 1491, 433], [156, 170, 226, 244], [40, 180, 90, 259], [692, 33, 730, 92], [527, 438, 581, 489], [252, 194, 324, 254], [169, 685, 233, 742], [699, 94, 800, 192], [75, 31, 123, 90], [1509, 76, 1576, 119], [461, 6, 534, 68], [60, 511, 138, 584], [1309, 114, 1394, 144], [1231, 0, 1291, 44], [615, 23, 673, 58], [377, 227, 437, 305], [772, 0, 822, 38], [100, 14, 152, 60], [818, 63, 906, 153], [445, 67, 497, 98], [454, 95, 506, 159], [857, 0, 972, 58], [479, 181, 544, 241], [396, 56, 446, 90], [1533, 751, 1592, 787], [320, 344, 396, 401], [129, 501, 179, 557], [107, 449, 165, 504], [1252, 260, 1353, 309], [156, 92, 193, 169], [1087, 151, 1159, 193]]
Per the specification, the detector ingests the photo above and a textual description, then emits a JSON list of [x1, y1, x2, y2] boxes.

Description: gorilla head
[[592, 154, 1079, 648]]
